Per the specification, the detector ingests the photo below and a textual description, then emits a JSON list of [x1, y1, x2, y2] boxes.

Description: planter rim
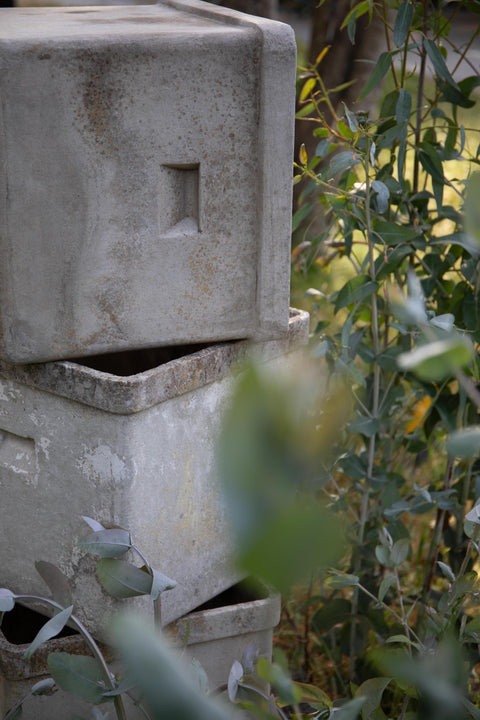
[[167, 583, 281, 646], [0, 308, 309, 415]]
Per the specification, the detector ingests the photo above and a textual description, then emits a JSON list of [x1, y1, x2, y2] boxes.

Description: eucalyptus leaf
[[375, 545, 391, 567], [390, 538, 410, 566], [110, 614, 233, 720], [256, 658, 301, 706], [78, 528, 132, 558], [149, 568, 177, 600], [397, 336, 473, 381], [359, 52, 391, 101], [373, 221, 417, 246], [97, 559, 153, 598], [418, 142, 444, 184], [334, 275, 379, 313], [348, 415, 380, 438], [446, 427, 480, 459], [327, 151, 360, 179], [356, 676, 391, 720], [227, 660, 243, 702], [430, 313, 454, 332], [31, 678, 56, 696], [0, 588, 16, 612], [394, 2, 413, 47], [241, 641, 259, 675], [378, 575, 396, 603], [81, 516, 106, 532], [24, 605, 73, 660], [333, 696, 367, 720], [299, 77, 316, 103], [465, 503, 480, 525], [372, 180, 390, 214], [190, 658, 210, 695], [35, 561, 73, 608], [437, 561, 456, 583], [424, 39, 459, 90], [386, 635, 421, 650], [48, 653, 111, 705], [326, 573, 359, 589]]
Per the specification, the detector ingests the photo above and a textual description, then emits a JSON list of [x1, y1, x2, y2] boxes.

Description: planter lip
[[0, 308, 309, 415], [167, 582, 281, 647], [0, 627, 90, 681]]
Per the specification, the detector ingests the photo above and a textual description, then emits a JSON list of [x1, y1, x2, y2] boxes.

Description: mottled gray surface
[[0, 310, 308, 637], [0, 0, 296, 362], [0, 309, 309, 413], [0, 585, 279, 718]]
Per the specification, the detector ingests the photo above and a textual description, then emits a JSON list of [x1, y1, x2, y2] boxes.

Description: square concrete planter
[[0, 581, 279, 719], [0, 0, 296, 363], [168, 580, 280, 690], [0, 309, 308, 637]]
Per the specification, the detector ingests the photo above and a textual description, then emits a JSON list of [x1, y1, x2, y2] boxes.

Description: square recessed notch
[[160, 164, 200, 235], [0, 429, 35, 477]]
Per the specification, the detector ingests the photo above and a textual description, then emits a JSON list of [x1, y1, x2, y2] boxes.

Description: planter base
[[0, 581, 279, 719]]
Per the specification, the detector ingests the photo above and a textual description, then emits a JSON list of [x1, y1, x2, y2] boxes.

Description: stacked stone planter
[[0, 0, 296, 363], [0, 0, 301, 712], [0, 581, 280, 719], [0, 309, 308, 636]]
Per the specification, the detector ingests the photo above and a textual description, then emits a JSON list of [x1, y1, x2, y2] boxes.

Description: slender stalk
[[422, 458, 454, 599], [303, 576, 313, 682], [14, 595, 127, 720], [153, 597, 162, 629], [394, 569, 412, 656], [413, 1, 428, 194], [457, 460, 474, 547], [131, 544, 150, 568], [356, 584, 424, 647], [349, 136, 380, 682], [399, 694, 410, 720]]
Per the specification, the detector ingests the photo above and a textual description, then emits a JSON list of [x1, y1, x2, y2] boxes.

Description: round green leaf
[[97, 559, 153, 598], [397, 336, 473, 381], [446, 427, 480, 458], [35, 561, 73, 608], [78, 528, 132, 558], [48, 653, 110, 705], [0, 588, 15, 612]]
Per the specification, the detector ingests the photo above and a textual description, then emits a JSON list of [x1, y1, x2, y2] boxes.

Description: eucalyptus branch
[[14, 594, 127, 720], [355, 583, 424, 648], [348, 135, 381, 682], [447, 21, 480, 78], [395, 568, 412, 656]]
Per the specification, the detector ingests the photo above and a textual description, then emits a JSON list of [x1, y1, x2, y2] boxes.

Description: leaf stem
[[13, 595, 127, 720]]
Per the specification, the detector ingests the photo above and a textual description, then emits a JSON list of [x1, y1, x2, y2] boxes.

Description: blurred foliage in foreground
[[221, 0, 480, 717]]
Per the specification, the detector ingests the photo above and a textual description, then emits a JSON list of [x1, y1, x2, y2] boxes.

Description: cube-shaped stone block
[[0, 0, 296, 363], [0, 309, 308, 637]]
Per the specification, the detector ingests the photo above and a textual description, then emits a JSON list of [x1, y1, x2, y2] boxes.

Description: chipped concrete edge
[[167, 584, 281, 647], [0, 309, 310, 415]]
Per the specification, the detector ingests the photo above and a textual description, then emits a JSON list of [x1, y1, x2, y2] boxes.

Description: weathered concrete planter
[[0, 582, 279, 719], [168, 580, 280, 689], [0, 309, 308, 636], [0, 0, 296, 363]]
